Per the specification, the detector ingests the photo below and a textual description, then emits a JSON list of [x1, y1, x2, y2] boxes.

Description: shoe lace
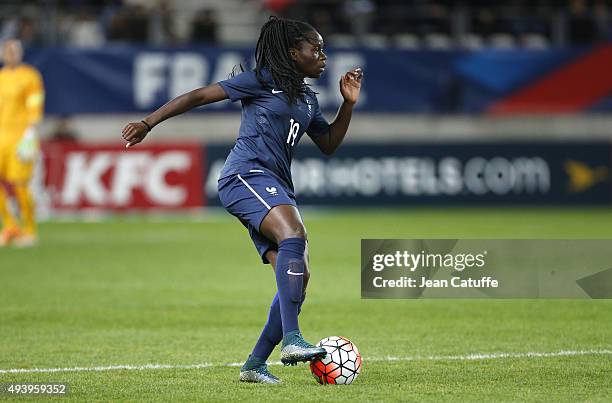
[[254, 364, 277, 379], [293, 336, 316, 349]]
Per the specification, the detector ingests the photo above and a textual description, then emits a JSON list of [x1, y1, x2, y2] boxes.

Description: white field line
[[1, 349, 610, 375], [366, 349, 612, 362], [0, 363, 214, 374]]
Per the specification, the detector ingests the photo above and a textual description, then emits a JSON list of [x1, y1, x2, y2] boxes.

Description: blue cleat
[[239, 355, 281, 384], [280, 330, 327, 366]]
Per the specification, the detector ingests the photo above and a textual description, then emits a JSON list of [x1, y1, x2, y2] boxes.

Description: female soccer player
[[121, 16, 362, 384]]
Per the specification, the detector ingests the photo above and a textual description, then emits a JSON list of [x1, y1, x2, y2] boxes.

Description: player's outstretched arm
[[121, 83, 228, 148], [312, 68, 362, 155]]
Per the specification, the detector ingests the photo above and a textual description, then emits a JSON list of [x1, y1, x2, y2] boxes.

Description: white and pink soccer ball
[[309, 336, 362, 385]]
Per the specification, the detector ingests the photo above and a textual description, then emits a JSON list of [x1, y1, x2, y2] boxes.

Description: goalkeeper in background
[[0, 39, 44, 247]]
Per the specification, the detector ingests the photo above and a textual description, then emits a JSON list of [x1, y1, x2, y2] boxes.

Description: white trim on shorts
[[236, 174, 271, 210]]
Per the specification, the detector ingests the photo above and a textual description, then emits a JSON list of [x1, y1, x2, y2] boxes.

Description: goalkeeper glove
[[17, 126, 39, 162]]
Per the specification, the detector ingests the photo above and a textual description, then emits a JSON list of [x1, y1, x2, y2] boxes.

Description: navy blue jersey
[[217, 69, 330, 191]]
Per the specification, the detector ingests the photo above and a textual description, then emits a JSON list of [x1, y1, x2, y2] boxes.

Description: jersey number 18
[[286, 118, 300, 147]]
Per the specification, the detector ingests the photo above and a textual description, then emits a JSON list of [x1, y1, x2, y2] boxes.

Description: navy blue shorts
[[218, 170, 297, 264]]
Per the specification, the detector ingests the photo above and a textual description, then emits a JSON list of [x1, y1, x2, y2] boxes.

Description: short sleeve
[[307, 96, 330, 138], [218, 71, 262, 102]]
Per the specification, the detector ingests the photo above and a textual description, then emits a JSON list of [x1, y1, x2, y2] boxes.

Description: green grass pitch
[[1, 208, 611, 401]]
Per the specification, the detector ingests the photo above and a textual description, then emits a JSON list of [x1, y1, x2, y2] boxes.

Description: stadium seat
[[423, 33, 451, 50], [394, 34, 421, 49], [362, 34, 389, 49], [521, 33, 550, 49], [327, 34, 358, 48], [489, 33, 517, 49], [457, 33, 485, 50]]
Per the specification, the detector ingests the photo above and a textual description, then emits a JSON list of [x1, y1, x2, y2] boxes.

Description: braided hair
[[254, 16, 317, 105]]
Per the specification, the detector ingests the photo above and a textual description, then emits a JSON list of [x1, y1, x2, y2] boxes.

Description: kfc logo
[[45, 143, 204, 210]]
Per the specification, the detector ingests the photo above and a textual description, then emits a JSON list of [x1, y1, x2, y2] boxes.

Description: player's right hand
[[121, 121, 149, 148]]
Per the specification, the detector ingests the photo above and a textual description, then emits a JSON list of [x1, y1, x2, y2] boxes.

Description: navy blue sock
[[251, 293, 281, 360], [251, 291, 307, 360], [275, 238, 306, 335]]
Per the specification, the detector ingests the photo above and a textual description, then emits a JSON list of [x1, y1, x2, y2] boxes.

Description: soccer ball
[[309, 336, 362, 385]]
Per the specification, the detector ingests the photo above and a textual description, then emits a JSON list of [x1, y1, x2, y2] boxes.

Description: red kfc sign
[[43, 142, 205, 210]]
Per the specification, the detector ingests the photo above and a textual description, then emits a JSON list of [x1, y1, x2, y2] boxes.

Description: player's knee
[[13, 183, 30, 195], [278, 236, 306, 255], [277, 225, 307, 243]]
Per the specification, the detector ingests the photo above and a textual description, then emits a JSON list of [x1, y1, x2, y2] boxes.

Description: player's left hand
[[339, 68, 363, 105]]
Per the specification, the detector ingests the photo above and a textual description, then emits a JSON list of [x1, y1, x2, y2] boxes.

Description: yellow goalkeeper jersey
[[0, 63, 44, 146]]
